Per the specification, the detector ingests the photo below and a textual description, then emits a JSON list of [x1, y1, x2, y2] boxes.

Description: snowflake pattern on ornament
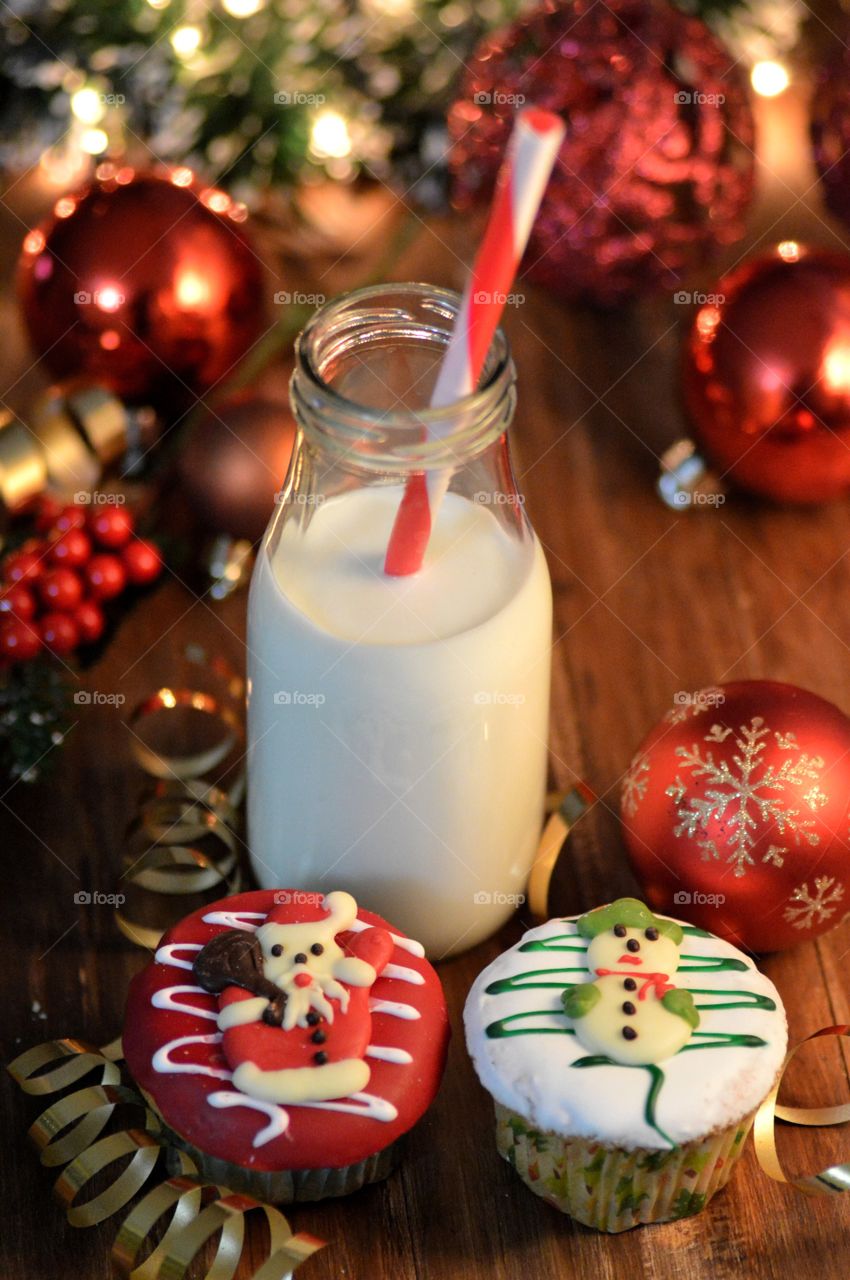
[[783, 876, 846, 930], [621, 755, 650, 817], [665, 716, 826, 877]]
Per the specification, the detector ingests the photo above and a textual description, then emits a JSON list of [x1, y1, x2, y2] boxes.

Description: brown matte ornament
[[178, 393, 296, 542], [683, 245, 850, 503], [18, 170, 264, 407]]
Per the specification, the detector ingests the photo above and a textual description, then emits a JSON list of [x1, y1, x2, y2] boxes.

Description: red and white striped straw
[[383, 107, 565, 577]]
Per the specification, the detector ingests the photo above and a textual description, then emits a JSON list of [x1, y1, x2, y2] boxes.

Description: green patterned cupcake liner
[[494, 1102, 754, 1232]]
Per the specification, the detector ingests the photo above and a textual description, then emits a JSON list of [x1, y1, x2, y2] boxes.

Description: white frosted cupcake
[[464, 897, 787, 1231]]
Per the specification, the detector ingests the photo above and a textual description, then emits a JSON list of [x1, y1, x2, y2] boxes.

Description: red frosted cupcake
[[123, 888, 449, 1201]]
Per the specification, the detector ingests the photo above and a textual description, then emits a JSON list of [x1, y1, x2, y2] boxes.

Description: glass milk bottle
[[247, 284, 552, 957]]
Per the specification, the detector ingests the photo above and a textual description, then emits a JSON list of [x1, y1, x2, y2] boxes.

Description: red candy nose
[[293, 972, 313, 988]]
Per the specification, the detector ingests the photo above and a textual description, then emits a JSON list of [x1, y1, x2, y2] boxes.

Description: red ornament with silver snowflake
[[620, 681, 850, 952], [448, 0, 754, 306]]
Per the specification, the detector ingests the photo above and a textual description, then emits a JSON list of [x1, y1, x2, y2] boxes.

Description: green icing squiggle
[[485, 967, 586, 994], [486, 1010, 577, 1039]]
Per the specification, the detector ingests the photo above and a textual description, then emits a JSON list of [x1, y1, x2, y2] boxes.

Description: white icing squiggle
[[155, 942, 202, 971], [303, 1091, 398, 1122], [207, 1090, 290, 1147], [152, 1033, 232, 1081], [369, 998, 421, 1021], [349, 917, 425, 957], [152, 985, 218, 1021], [367, 1044, 414, 1064], [382, 963, 425, 986], [201, 910, 265, 931], [205, 1087, 399, 1146]]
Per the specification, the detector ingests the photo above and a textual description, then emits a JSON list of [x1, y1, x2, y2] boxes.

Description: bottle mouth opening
[[291, 283, 515, 471]]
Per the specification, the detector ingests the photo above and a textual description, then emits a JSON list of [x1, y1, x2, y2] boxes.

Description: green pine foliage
[[1, 0, 759, 192]]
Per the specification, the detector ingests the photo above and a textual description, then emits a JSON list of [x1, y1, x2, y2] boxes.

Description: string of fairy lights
[[2, 0, 805, 198]]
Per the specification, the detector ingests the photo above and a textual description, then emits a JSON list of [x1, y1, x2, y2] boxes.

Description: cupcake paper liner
[[142, 1089, 405, 1203], [494, 1102, 755, 1232]]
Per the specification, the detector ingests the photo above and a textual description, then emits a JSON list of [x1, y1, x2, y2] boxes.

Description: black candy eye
[[626, 938, 641, 953], [271, 944, 283, 957], [294, 952, 307, 964], [311, 943, 324, 956], [645, 927, 659, 941], [614, 924, 627, 938]]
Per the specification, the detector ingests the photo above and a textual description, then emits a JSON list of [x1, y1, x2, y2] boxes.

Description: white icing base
[[464, 915, 788, 1150]]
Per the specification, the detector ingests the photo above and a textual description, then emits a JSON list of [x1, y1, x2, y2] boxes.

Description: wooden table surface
[[3, 61, 850, 1280]]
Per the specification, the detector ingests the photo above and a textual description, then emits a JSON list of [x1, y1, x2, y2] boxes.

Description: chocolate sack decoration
[[448, 0, 754, 306]]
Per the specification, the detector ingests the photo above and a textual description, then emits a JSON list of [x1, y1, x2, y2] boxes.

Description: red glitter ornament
[[18, 170, 264, 407], [683, 245, 850, 503], [448, 0, 754, 306], [621, 681, 850, 953]]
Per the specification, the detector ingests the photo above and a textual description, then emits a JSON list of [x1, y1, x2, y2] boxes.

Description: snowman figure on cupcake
[[562, 897, 699, 1065]]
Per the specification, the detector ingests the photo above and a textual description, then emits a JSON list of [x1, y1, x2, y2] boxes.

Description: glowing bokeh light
[[751, 61, 790, 98]]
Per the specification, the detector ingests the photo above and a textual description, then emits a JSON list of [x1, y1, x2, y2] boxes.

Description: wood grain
[[3, 60, 850, 1280]]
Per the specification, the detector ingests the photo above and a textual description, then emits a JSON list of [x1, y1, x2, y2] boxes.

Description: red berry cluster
[[0, 496, 163, 664]]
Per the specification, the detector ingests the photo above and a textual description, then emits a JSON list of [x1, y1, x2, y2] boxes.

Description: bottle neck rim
[[290, 283, 516, 473]]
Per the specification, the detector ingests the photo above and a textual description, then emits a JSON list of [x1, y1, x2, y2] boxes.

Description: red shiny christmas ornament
[[0, 616, 41, 662], [85, 554, 127, 600], [683, 246, 850, 502], [75, 599, 105, 645], [40, 611, 79, 656], [177, 393, 296, 541], [18, 170, 264, 407], [38, 566, 83, 612], [49, 527, 92, 568], [122, 539, 163, 586], [621, 681, 850, 953], [448, 0, 754, 306], [88, 505, 134, 549]]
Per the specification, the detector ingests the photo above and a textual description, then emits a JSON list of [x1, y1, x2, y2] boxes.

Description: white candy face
[[586, 926, 680, 976], [256, 918, 345, 989]]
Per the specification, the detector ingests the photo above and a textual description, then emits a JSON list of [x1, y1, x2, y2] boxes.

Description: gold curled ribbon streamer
[[527, 784, 595, 920], [128, 688, 243, 780], [754, 1023, 850, 1195], [6, 1039, 324, 1277]]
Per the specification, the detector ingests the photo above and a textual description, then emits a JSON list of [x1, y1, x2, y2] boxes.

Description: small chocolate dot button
[[314, 1051, 328, 1065], [311, 943, 324, 956], [645, 927, 659, 941], [622, 1001, 636, 1015], [271, 944, 283, 957], [626, 938, 640, 953], [306, 1011, 320, 1026], [311, 1029, 326, 1044], [294, 952, 307, 964], [622, 1026, 638, 1041], [623, 978, 637, 991], [614, 924, 627, 938]]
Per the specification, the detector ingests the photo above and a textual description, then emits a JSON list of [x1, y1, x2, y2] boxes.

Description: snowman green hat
[[575, 897, 683, 946]]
